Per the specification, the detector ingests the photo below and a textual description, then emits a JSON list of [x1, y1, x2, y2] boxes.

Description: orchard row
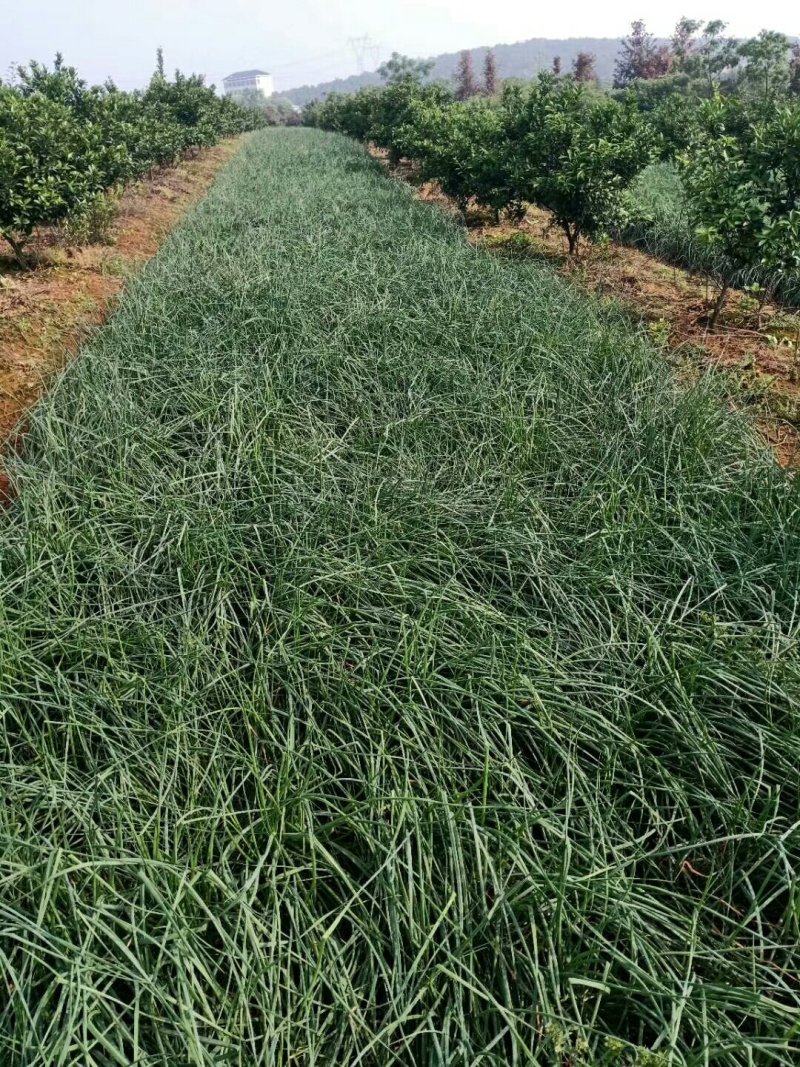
[[304, 75, 800, 321], [0, 55, 265, 264]]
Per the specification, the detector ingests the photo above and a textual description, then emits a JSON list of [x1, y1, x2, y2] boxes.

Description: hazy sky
[[3, 0, 798, 93]]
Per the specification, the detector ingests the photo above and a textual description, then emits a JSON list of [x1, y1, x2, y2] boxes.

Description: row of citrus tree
[[304, 76, 800, 324], [0, 55, 265, 265]]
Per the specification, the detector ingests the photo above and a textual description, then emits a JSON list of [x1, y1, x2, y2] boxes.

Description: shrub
[[503, 77, 655, 253], [0, 88, 96, 264], [682, 96, 800, 325], [369, 81, 453, 165], [60, 186, 122, 247], [0, 54, 265, 264], [401, 95, 514, 215]]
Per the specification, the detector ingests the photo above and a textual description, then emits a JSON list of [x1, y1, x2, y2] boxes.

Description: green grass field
[[1, 128, 799, 1065], [623, 163, 697, 262]]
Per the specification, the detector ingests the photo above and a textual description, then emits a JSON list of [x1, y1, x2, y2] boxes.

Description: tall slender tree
[[552, 56, 562, 76], [455, 50, 478, 100], [738, 30, 790, 103], [671, 18, 702, 70], [483, 49, 498, 96], [573, 52, 596, 83], [790, 43, 800, 96], [614, 20, 672, 87], [680, 21, 739, 92]]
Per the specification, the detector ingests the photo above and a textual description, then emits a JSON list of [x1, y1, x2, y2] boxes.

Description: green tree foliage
[[266, 96, 300, 125], [0, 54, 265, 263], [680, 21, 739, 92], [305, 88, 382, 141], [372, 82, 452, 164], [304, 82, 453, 166], [669, 17, 739, 88], [0, 88, 93, 263], [377, 52, 434, 86], [614, 75, 697, 156], [305, 34, 800, 292], [646, 89, 699, 156], [737, 30, 791, 105], [307, 74, 654, 254], [612, 20, 741, 157], [402, 96, 513, 214], [682, 95, 800, 325], [15, 53, 94, 114], [503, 76, 655, 252]]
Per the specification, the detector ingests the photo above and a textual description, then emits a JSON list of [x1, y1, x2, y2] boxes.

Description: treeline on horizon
[[281, 20, 799, 105]]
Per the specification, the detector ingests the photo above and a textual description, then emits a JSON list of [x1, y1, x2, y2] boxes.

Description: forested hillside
[[283, 37, 625, 104]]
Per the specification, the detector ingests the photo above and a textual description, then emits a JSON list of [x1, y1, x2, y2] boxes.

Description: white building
[[222, 70, 274, 99]]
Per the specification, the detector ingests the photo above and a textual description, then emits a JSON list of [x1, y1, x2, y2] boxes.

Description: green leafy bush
[[60, 186, 122, 246], [682, 96, 800, 324], [503, 76, 655, 252], [0, 54, 265, 262], [306, 75, 654, 250], [401, 95, 513, 214], [304, 64, 800, 287], [0, 88, 94, 263], [369, 81, 453, 164]]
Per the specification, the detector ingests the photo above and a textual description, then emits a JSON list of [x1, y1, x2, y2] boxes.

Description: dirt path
[[375, 150, 800, 468], [0, 137, 244, 484]]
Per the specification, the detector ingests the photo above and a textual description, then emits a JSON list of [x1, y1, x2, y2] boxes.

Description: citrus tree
[[399, 95, 514, 215], [315, 89, 381, 141], [502, 76, 655, 254], [369, 81, 452, 164], [0, 88, 95, 264], [0, 53, 264, 264], [682, 97, 800, 325]]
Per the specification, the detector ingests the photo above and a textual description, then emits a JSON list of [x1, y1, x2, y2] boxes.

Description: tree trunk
[[709, 280, 730, 331], [3, 234, 30, 269], [564, 225, 579, 257]]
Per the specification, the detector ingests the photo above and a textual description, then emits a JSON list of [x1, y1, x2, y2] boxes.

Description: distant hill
[[282, 38, 630, 105]]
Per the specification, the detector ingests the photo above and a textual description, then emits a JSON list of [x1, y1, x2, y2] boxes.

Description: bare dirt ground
[[0, 137, 244, 497], [375, 150, 800, 468]]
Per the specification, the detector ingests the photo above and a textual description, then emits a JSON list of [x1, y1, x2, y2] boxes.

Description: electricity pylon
[[348, 35, 380, 74]]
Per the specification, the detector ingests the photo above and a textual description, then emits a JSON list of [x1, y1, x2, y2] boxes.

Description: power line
[[269, 47, 353, 72], [258, 39, 387, 91]]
